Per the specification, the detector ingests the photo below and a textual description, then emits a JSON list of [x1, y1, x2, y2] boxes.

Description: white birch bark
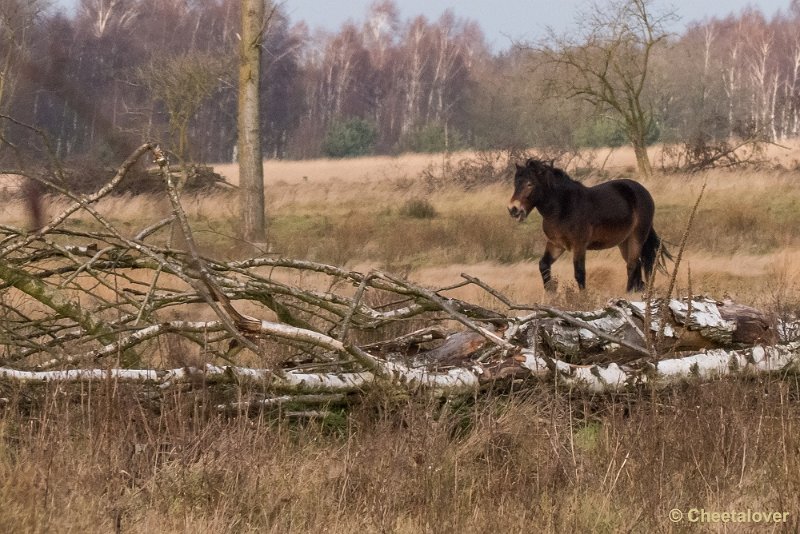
[[4, 343, 799, 395]]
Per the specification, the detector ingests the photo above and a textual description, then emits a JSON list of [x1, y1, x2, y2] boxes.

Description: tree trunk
[[631, 135, 652, 177], [238, 0, 266, 242]]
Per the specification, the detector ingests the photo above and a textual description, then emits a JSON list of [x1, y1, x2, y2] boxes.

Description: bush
[[322, 118, 377, 158], [399, 198, 438, 219], [400, 122, 463, 153], [573, 117, 627, 148], [54, 158, 229, 195], [420, 148, 538, 191], [573, 117, 659, 148]]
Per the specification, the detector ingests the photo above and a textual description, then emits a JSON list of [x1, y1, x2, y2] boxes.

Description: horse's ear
[[515, 162, 523, 171]]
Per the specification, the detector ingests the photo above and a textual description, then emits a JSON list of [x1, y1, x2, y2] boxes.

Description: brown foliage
[[658, 137, 769, 173], [55, 158, 231, 195]]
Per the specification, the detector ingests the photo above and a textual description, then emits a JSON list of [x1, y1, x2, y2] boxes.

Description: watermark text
[[669, 508, 790, 524]]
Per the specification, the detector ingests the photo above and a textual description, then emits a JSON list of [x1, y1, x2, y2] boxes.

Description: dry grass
[[3, 144, 800, 532], [1, 379, 799, 533]]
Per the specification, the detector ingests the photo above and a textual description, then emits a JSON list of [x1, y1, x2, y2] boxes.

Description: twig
[[337, 271, 374, 341], [152, 145, 262, 356], [0, 143, 154, 258], [460, 273, 537, 310], [361, 326, 450, 352], [657, 176, 707, 349], [376, 272, 515, 350]]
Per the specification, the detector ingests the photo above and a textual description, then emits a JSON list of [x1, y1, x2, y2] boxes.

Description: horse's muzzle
[[508, 204, 527, 222]]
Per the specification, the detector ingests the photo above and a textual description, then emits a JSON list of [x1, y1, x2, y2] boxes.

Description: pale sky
[[282, 1, 794, 50], [56, 1, 794, 51]]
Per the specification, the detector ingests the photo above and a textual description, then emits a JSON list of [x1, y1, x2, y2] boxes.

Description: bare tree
[[426, 12, 469, 133], [530, 0, 675, 176], [787, 37, 800, 137], [78, 0, 139, 38], [0, 0, 45, 136], [238, 0, 269, 242], [138, 52, 227, 162], [401, 16, 428, 134]]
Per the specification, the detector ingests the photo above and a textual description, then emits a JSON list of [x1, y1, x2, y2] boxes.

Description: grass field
[[2, 144, 800, 532]]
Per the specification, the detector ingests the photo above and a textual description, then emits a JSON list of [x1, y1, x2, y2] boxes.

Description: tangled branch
[[1, 143, 799, 405]]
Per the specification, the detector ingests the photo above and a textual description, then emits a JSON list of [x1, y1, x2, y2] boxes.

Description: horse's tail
[[641, 228, 673, 280]]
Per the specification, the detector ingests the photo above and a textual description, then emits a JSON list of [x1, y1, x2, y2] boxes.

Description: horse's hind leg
[[539, 241, 565, 292], [619, 239, 644, 292], [573, 247, 587, 290]]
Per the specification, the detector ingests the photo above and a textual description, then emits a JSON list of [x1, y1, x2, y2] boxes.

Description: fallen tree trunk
[[3, 342, 799, 394], [521, 297, 779, 361]]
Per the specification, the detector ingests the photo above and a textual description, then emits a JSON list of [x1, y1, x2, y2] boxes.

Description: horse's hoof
[[544, 280, 558, 293]]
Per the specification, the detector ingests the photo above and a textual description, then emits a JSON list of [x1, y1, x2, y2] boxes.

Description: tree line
[[0, 0, 798, 169]]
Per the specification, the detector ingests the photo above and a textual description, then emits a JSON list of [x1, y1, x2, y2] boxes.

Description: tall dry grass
[[1, 378, 799, 533]]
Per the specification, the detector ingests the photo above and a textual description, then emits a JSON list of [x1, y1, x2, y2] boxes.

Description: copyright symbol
[[669, 508, 683, 522]]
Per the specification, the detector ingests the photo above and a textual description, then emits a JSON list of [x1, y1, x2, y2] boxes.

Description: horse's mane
[[524, 159, 572, 183]]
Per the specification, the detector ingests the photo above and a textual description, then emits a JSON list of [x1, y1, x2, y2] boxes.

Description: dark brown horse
[[507, 159, 671, 292]]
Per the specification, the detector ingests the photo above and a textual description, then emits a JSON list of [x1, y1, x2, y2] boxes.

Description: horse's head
[[508, 159, 551, 222]]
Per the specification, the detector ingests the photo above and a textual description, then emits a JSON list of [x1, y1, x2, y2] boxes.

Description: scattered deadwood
[[659, 136, 768, 173], [1, 143, 800, 408]]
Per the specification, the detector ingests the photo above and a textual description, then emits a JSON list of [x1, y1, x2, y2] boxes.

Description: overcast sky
[[287, 1, 793, 49], [56, 1, 794, 51]]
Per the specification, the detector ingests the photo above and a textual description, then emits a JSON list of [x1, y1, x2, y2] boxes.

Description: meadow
[[1, 144, 800, 532]]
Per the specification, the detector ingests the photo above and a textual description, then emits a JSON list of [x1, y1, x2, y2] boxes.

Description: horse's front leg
[[572, 248, 587, 290], [539, 241, 565, 292]]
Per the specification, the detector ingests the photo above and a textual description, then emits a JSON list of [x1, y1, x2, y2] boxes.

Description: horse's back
[[587, 179, 654, 218]]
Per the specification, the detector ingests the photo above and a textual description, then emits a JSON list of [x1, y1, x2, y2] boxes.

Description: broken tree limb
[[514, 342, 800, 392], [215, 393, 351, 414], [153, 145, 263, 356]]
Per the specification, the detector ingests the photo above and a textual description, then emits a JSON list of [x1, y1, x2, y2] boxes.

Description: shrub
[[573, 117, 627, 148], [401, 122, 463, 153], [322, 118, 377, 158], [54, 158, 228, 195], [399, 198, 438, 219]]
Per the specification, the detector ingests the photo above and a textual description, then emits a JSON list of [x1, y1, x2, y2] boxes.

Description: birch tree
[[238, 0, 267, 241], [77, 0, 139, 39]]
